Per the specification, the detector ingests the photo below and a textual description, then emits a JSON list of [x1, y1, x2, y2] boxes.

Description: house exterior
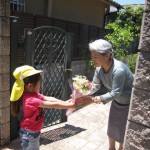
[[10, 0, 122, 60], [1, 0, 149, 149], [12, 0, 122, 27], [0, 0, 122, 146], [25, 0, 122, 27]]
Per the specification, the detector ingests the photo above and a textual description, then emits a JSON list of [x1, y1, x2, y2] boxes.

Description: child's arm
[[39, 97, 76, 109], [43, 96, 64, 102]]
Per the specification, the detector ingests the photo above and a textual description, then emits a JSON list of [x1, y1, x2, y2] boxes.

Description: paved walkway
[[2, 102, 118, 150]]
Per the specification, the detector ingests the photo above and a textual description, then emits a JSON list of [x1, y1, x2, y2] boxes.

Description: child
[[10, 65, 76, 150]]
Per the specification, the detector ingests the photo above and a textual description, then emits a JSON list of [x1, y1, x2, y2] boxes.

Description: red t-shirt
[[20, 92, 44, 132]]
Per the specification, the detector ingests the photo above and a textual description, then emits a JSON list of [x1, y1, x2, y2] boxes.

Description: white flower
[[72, 75, 92, 92]]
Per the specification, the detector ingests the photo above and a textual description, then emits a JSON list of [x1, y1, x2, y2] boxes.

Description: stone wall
[[124, 1, 150, 149], [0, 0, 10, 146]]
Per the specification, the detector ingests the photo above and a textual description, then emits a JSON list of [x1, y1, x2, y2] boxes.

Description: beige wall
[[52, 0, 108, 27], [25, 0, 108, 27]]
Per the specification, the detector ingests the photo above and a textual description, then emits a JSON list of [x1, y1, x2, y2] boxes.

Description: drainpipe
[[48, 0, 53, 17], [103, 6, 121, 28], [103, 7, 110, 28]]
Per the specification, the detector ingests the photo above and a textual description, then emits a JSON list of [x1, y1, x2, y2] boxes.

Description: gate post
[[24, 29, 34, 66], [10, 16, 19, 140], [0, 0, 10, 145], [61, 33, 73, 122]]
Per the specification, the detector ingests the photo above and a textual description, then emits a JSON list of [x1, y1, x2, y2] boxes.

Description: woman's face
[[91, 51, 108, 67]]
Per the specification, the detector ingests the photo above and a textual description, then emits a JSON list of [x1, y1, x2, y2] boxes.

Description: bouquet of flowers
[[66, 75, 100, 116]]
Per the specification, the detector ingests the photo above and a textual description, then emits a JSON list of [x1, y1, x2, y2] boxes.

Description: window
[[10, 0, 25, 12]]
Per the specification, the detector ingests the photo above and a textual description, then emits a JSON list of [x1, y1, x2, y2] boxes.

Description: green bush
[[124, 54, 138, 73], [105, 5, 143, 74]]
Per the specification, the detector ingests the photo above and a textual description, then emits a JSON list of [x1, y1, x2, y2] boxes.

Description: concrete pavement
[[1, 102, 119, 150]]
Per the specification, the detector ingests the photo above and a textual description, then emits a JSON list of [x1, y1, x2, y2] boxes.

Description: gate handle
[[65, 69, 72, 72], [58, 66, 72, 72]]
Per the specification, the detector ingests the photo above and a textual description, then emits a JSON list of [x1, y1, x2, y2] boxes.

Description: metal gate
[[24, 26, 73, 127]]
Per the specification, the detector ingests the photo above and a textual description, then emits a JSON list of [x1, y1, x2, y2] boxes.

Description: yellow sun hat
[[10, 65, 43, 102]]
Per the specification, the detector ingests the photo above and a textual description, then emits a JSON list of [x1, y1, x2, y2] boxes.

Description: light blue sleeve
[[100, 68, 126, 104], [91, 67, 102, 94], [92, 68, 101, 84]]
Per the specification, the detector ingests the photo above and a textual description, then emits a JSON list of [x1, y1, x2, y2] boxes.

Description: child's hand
[[66, 99, 77, 109], [72, 102, 77, 109], [67, 99, 72, 103], [65, 98, 77, 116], [70, 94, 73, 99]]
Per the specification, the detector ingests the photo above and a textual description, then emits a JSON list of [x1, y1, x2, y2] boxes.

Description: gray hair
[[89, 39, 114, 60], [89, 39, 113, 53]]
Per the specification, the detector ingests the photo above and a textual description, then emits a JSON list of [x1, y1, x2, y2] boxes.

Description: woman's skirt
[[107, 100, 129, 143]]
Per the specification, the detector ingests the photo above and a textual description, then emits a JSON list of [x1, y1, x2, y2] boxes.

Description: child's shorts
[[19, 128, 41, 150]]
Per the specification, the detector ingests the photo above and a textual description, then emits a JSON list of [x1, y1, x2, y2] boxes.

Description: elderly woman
[[76, 39, 134, 150]]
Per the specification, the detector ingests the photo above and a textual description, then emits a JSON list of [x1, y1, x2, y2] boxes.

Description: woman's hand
[[76, 96, 93, 106], [76, 96, 101, 106]]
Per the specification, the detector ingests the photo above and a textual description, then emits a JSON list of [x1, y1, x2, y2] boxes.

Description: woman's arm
[[100, 68, 126, 103]]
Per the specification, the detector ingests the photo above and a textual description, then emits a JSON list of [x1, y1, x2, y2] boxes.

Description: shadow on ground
[[40, 124, 86, 145], [1, 124, 86, 149]]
